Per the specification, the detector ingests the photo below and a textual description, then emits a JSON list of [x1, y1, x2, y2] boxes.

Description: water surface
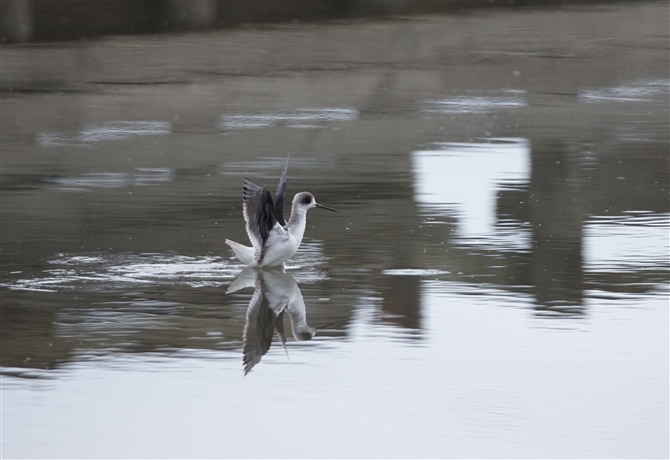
[[2, 3, 668, 458]]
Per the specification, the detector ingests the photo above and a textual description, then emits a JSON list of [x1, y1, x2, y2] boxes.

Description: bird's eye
[[302, 196, 312, 205]]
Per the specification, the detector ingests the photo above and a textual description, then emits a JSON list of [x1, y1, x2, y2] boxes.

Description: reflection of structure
[[377, 275, 423, 330], [410, 137, 613, 314], [228, 268, 321, 375], [526, 141, 584, 312], [411, 137, 587, 313], [413, 138, 530, 238]]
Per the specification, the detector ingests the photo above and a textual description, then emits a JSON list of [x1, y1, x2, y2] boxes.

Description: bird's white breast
[[260, 223, 302, 266]]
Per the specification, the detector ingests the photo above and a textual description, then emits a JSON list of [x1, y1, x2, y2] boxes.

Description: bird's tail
[[225, 239, 257, 267]]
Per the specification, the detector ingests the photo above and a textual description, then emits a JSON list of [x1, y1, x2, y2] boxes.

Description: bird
[[225, 157, 338, 267]]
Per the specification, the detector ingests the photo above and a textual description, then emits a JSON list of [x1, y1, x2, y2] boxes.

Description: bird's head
[[293, 192, 338, 213]]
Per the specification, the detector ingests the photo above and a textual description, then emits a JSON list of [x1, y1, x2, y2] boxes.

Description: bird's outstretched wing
[[243, 178, 277, 261], [273, 155, 289, 227]]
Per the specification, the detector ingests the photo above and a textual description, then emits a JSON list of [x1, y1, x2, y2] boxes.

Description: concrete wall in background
[[1, 0, 33, 42], [1, 0, 631, 43]]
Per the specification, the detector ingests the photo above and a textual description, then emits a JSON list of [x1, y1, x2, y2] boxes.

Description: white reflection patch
[[44, 168, 175, 191], [578, 79, 669, 103], [219, 107, 358, 130], [424, 92, 526, 114], [412, 138, 530, 242], [37, 121, 171, 147], [584, 213, 670, 272]]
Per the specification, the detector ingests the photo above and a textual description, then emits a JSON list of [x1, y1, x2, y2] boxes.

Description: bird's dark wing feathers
[[243, 178, 277, 261], [273, 155, 289, 227], [241, 157, 290, 261]]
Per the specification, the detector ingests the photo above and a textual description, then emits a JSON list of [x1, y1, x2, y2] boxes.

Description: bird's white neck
[[287, 201, 309, 241]]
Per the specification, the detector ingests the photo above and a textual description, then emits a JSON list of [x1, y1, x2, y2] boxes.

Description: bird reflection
[[227, 268, 322, 375]]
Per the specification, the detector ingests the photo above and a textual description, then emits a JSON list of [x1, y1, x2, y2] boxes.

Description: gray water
[[2, 3, 669, 458]]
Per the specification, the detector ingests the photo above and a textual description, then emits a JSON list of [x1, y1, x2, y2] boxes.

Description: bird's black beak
[[316, 203, 338, 212]]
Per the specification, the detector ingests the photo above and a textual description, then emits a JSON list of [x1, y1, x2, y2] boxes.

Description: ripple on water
[[219, 107, 358, 130], [2, 242, 331, 292], [424, 91, 527, 114], [382, 269, 450, 276], [578, 79, 670, 103], [36, 121, 171, 147], [2, 253, 238, 292], [584, 212, 670, 272], [43, 168, 175, 191]]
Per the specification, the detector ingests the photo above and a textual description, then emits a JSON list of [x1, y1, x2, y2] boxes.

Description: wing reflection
[[228, 268, 319, 375]]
